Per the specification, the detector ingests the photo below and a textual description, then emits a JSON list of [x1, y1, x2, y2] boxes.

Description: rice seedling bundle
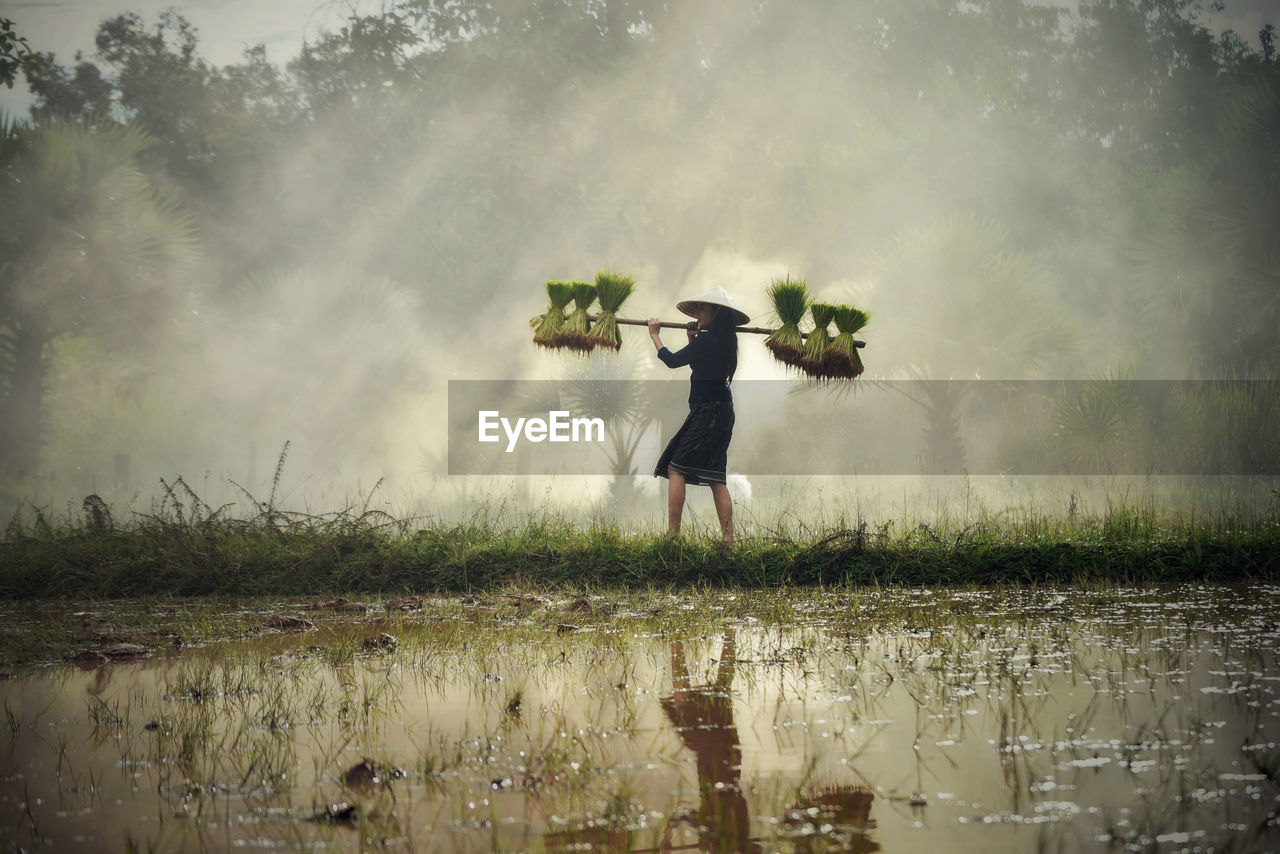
[[590, 270, 636, 351], [557, 281, 598, 352], [763, 276, 810, 368], [801, 302, 837, 378], [825, 305, 870, 378], [532, 280, 575, 349]]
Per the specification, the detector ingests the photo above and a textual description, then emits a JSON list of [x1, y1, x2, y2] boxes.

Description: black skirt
[[654, 400, 735, 485]]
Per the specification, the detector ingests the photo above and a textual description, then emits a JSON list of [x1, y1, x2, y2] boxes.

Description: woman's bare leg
[[666, 468, 686, 536], [710, 482, 733, 544]]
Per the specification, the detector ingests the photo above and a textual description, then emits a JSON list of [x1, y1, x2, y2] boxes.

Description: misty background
[[1, 0, 1278, 528]]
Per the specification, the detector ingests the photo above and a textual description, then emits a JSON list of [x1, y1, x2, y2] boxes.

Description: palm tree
[[870, 216, 1078, 473], [0, 118, 197, 481], [209, 265, 430, 484], [560, 350, 669, 512]]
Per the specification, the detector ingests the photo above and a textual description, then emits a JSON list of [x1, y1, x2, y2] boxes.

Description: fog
[[1, 0, 1277, 529]]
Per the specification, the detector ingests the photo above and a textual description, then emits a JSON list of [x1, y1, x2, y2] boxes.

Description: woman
[[647, 286, 749, 545]]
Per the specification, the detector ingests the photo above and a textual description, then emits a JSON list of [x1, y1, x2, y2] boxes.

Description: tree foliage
[[0, 18, 43, 88], [0, 120, 197, 480], [6, 0, 1280, 494]]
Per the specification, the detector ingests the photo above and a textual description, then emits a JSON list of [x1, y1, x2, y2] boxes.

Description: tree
[[0, 120, 197, 481], [0, 18, 43, 88], [1067, 0, 1221, 164], [870, 216, 1078, 471], [1119, 26, 1280, 376], [197, 265, 431, 489], [25, 54, 113, 120], [289, 12, 422, 117], [560, 352, 668, 511]]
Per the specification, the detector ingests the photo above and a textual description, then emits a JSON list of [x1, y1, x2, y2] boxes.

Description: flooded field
[[1, 585, 1278, 852]]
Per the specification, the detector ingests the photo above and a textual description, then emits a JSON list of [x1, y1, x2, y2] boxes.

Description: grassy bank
[[2, 494, 1278, 598]]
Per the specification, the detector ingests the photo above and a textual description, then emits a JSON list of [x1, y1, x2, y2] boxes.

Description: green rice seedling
[[557, 281, 598, 352], [801, 302, 837, 378], [825, 305, 870, 379], [764, 275, 810, 368], [590, 270, 636, 351], [532, 281, 575, 349]]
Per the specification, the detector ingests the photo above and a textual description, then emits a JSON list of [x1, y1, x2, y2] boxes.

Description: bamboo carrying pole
[[591, 314, 867, 347]]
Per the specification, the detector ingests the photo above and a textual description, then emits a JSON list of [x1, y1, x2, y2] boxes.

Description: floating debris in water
[[361, 632, 398, 653], [310, 802, 358, 824], [72, 641, 151, 668], [305, 597, 369, 614], [256, 615, 315, 633], [506, 593, 550, 609], [342, 758, 405, 791], [386, 595, 423, 612]]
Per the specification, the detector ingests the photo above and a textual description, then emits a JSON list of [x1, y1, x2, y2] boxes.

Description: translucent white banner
[[447, 380, 1280, 475]]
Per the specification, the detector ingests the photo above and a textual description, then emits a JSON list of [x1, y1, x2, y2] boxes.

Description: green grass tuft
[[1, 499, 1275, 602]]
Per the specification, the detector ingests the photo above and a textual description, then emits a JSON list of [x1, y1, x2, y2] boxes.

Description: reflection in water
[[652, 631, 879, 854], [660, 631, 756, 853], [538, 630, 883, 853]]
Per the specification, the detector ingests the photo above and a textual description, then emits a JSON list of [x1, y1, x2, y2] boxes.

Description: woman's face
[[693, 304, 718, 326]]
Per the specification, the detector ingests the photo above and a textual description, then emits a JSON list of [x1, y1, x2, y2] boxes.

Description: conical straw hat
[[675, 286, 751, 327]]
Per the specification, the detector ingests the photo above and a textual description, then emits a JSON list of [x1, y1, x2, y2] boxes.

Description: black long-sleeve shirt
[[658, 330, 734, 403]]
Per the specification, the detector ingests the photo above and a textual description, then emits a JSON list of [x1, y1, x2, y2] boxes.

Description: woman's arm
[[648, 318, 699, 353], [653, 329, 710, 368], [647, 317, 665, 353]]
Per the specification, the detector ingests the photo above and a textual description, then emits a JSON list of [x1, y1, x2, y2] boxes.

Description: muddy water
[[1, 585, 1278, 852]]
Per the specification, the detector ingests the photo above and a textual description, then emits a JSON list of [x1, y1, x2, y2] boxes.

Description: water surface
[[1, 585, 1277, 852]]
